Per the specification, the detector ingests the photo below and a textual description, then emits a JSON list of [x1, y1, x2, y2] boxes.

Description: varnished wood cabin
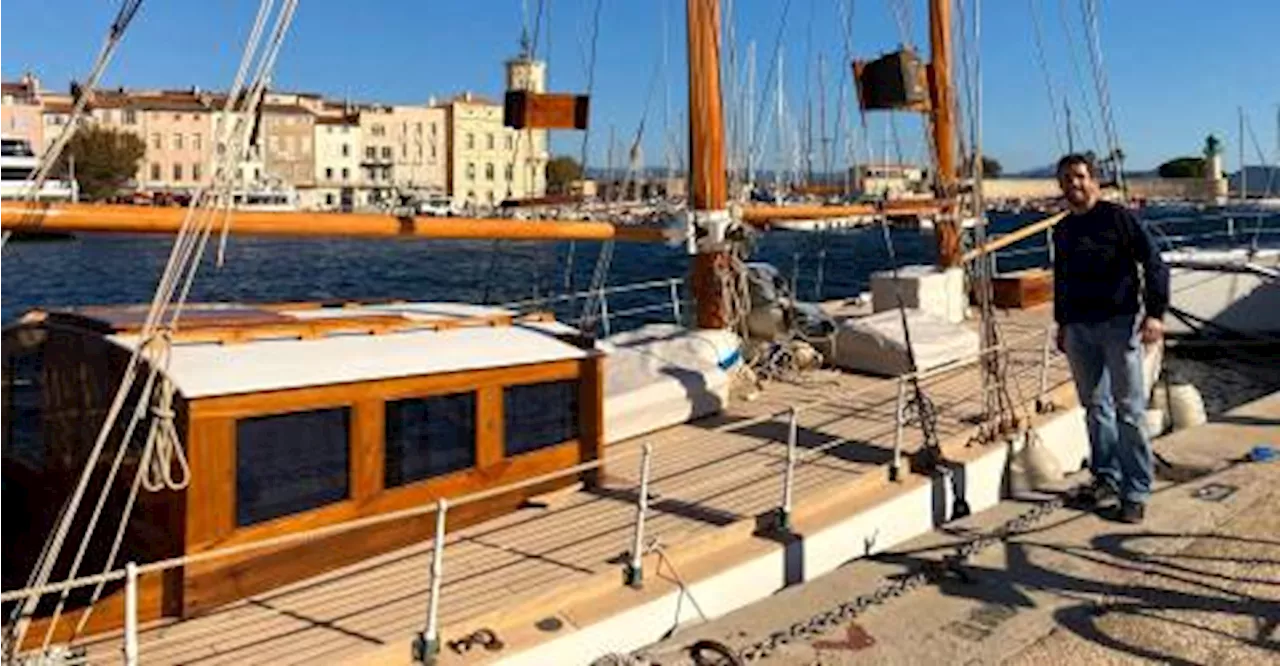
[[2, 301, 604, 643]]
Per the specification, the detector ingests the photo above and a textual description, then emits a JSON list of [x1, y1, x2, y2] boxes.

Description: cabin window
[[236, 407, 350, 526], [2, 342, 45, 470], [385, 392, 476, 487], [504, 380, 579, 456]]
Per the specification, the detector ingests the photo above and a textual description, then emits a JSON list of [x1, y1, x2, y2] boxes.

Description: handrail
[[0, 322, 1054, 605], [4, 320, 1064, 666], [502, 277, 684, 310]]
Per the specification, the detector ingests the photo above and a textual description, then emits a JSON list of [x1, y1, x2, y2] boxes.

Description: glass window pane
[[385, 392, 476, 487], [2, 343, 45, 470], [236, 407, 349, 526], [504, 380, 579, 457]]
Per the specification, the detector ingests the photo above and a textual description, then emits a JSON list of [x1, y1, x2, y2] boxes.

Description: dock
[[640, 391, 1280, 665]]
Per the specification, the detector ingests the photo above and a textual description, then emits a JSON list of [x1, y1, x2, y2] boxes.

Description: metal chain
[[724, 495, 1066, 663]]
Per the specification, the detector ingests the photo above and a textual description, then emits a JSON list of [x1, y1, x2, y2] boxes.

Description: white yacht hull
[[1164, 248, 1280, 336]]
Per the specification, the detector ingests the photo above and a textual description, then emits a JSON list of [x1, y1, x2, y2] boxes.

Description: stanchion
[[891, 378, 907, 481], [779, 408, 799, 531], [122, 562, 138, 666], [413, 499, 448, 664], [625, 443, 653, 588]]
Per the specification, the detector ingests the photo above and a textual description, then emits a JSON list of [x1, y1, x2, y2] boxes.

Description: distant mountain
[[1011, 163, 1156, 179]]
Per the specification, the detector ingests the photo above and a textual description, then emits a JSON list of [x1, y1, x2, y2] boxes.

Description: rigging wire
[[1028, 0, 1066, 154], [886, 0, 916, 48], [832, 0, 859, 192], [7, 1, 300, 654], [1056, 0, 1104, 155], [1, 0, 145, 249], [1080, 0, 1125, 192], [745, 0, 795, 173]]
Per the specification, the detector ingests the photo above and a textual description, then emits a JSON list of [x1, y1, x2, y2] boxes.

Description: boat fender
[[1145, 408, 1167, 438], [1168, 383, 1207, 431]]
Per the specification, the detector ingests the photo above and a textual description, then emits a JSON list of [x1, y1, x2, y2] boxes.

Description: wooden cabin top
[[13, 300, 588, 399]]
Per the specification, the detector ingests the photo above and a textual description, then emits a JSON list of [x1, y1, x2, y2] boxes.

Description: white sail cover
[[600, 324, 742, 444], [823, 308, 980, 377]]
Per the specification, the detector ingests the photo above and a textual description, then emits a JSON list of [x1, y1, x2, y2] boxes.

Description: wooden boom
[[1, 202, 667, 243], [740, 199, 943, 223]]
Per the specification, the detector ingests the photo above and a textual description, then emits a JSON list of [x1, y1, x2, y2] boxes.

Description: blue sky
[[3, 1, 1277, 173]]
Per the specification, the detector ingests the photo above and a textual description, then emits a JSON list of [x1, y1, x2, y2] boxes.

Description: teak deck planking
[[54, 307, 1071, 665]]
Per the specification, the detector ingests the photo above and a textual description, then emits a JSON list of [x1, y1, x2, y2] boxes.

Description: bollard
[[413, 499, 448, 664], [625, 443, 653, 588]]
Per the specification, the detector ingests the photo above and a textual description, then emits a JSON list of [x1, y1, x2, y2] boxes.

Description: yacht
[[0, 138, 78, 201]]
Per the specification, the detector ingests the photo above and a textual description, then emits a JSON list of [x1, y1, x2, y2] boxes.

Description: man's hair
[[1056, 153, 1095, 178]]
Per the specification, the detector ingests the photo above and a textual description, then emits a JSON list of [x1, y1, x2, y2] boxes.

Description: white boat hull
[[1164, 248, 1280, 336]]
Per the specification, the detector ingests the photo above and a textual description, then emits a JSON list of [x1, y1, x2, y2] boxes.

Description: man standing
[[1052, 153, 1169, 524]]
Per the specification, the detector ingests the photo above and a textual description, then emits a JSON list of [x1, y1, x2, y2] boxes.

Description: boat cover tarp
[[821, 308, 980, 377], [600, 324, 742, 444]]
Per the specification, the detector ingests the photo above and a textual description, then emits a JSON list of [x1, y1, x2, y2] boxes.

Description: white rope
[[5, 0, 150, 635], [8, 1, 299, 654], [1, 0, 143, 249]]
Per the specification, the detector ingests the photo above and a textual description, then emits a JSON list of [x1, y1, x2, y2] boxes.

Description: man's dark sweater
[[1052, 200, 1170, 325]]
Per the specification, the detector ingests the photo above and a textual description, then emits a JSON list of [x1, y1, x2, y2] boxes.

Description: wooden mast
[[687, 0, 731, 328], [928, 0, 961, 267]]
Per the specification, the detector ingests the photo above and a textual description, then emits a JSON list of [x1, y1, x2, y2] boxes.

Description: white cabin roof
[[105, 303, 589, 399]]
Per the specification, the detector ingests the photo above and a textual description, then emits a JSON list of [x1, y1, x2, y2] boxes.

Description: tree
[[960, 155, 1002, 178], [55, 124, 146, 200], [545, 155, 583, 195], [1157, 156, 1205, 179], [980, 156, 1002, 178], [1203, 134, 1221, 158]]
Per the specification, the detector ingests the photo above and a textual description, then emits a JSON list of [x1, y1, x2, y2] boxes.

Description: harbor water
[[4, 209, 1277, 413]]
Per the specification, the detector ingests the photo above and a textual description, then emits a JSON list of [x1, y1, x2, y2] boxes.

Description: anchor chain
[[712, 494, 1066, 664]]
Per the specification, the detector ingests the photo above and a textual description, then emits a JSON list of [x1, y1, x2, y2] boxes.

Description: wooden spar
[[740, 199, 942, 223], [962, 211, 1066, 262], [928, 0, 961, 267], [687, 0, 731, 329], [0, 202, 666, 243]]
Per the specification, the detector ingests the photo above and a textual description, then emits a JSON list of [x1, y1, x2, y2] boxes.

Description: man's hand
[[1056, 326, 1067, 353], [1140, 316, 1164, 345]]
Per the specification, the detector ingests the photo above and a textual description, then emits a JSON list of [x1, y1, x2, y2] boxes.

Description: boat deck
[[72, 305, 1071, 665]]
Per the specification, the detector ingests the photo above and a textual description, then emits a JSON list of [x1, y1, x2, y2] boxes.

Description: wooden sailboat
[[2, 1, 1013, 662]]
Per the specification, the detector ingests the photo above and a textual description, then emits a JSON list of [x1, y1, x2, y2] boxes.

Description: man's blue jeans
[[1062, 313, 1154, 504]]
